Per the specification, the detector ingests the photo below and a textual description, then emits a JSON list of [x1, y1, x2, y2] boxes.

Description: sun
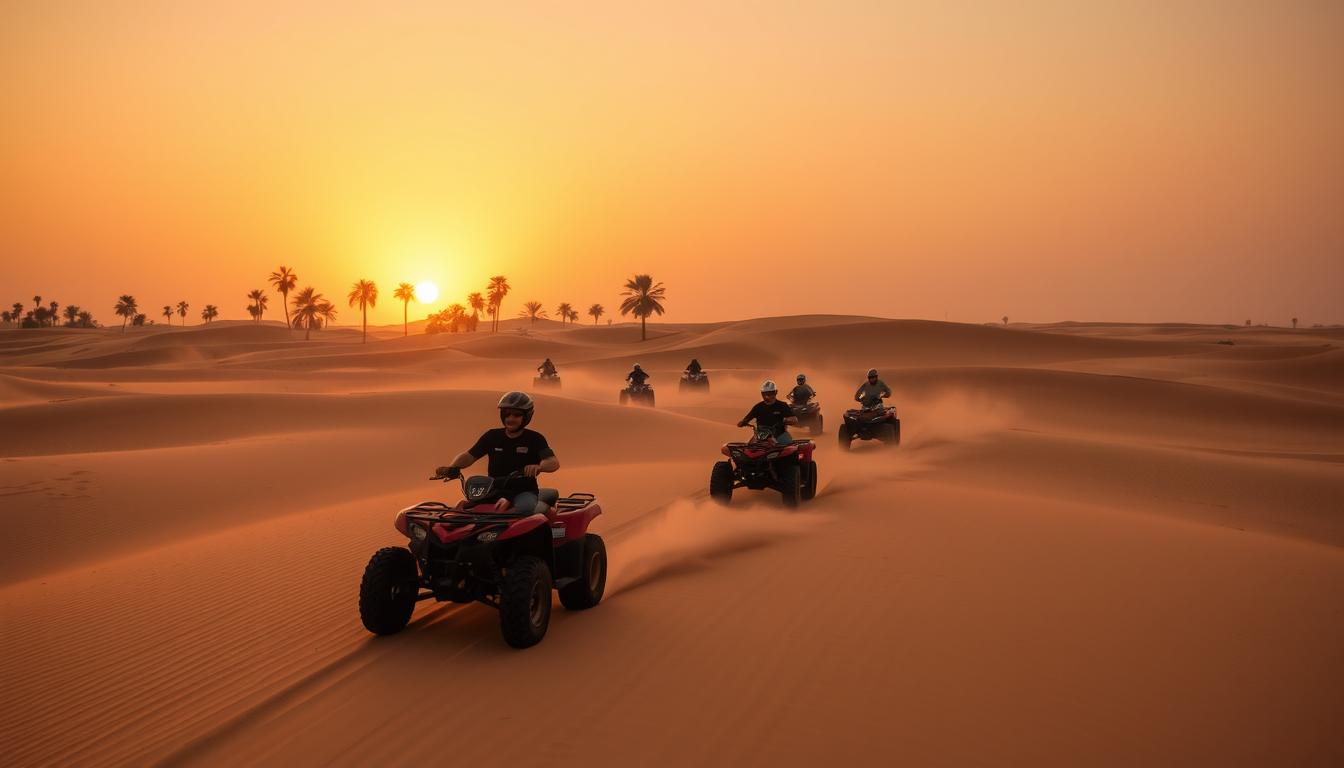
[[414, 281, 439, 304]]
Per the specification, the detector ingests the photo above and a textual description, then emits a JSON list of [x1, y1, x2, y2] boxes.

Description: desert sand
[[1, 316, 1341, 766]]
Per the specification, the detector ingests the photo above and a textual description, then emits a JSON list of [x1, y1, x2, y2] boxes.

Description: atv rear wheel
[[646, 391, 655, 407], [800, 461, 818, 501], [619, 390, 629, 406], [837, 424, 852, 451], [500, 555, 552, 649], [559, 534, 607, 610], [709, 461, 734, 504], [812, 413, 824, 435], [778, 462, 801, 508], [879, 423, 898, 446], [890, 418, 901, 446], [359, 547, 419, 636]]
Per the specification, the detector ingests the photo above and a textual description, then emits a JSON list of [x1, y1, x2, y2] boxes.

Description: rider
[[854, 368, 892, 408], [788, 373, 816, 406], [627, 363, 649, 389], [736, 380, 798, 443], [437, 391, 559, 514], [684, 358, 703, 378], [537, 358, 557, 378]]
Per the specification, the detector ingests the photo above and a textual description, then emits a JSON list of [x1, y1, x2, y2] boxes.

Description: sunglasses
[[503, 410, 526, 419]]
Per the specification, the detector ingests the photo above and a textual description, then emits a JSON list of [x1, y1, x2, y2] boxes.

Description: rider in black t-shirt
[[736, 380, 798, 443], [437, 391, 559, 513], [626, 363, 649, 389], [537, 358, 557, 377]]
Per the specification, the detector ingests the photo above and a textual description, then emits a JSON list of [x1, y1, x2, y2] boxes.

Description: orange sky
[[3, 1, 1341, 326]]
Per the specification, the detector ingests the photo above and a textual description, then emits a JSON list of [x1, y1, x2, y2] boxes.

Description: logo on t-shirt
[[515, 446, 529, 453]]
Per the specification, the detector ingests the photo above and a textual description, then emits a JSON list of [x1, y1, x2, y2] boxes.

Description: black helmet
[[867, 368, 878, 378], [633, 363, 643, 371], [497, 391, 535, 427], [796, 373, 806, 383]]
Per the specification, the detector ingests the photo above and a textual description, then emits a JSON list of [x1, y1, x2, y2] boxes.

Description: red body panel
[[728, 439, 814, 462], [432, 522, 477, 544], [497, 513, 548, 541], [550, 503, 603, 545]]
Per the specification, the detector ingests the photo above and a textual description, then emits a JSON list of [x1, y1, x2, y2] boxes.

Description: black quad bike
[[359, 470, 607, 649], [838, 404, 901, 450], [710, 425, 818, 507], [790, 400, 824, 434], [679, 371, 710, 393], [619, 382, 655, 407], [533, 371, 562, 389]]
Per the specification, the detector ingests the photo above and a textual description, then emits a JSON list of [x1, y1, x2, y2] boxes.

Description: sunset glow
[[414, 281, 439, 305]]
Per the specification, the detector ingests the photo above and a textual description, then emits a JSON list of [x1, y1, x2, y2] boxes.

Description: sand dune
[[1, 316, 1341, 766]]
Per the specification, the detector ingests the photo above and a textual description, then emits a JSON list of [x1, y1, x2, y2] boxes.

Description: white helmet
[[760, 379, 778, 393]]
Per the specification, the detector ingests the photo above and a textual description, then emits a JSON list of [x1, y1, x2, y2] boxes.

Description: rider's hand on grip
[[435, 465, 461, 480]]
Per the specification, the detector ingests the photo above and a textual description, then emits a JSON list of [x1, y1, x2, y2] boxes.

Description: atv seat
[[539, 488, 559, 506]]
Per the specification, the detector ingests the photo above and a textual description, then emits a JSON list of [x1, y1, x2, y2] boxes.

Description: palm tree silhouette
[[176, 301, 190, 326], [201, 305, 219, 323], [162, 305, 173, 325], [269, 266, 298, 331], [347, 279, 378, 343], [1292, 317, 1299, 329], [247, 289, 268, 323], [114, 295, 137, 332], [446, 303, 466, 332], [487, 276, 510, 333], [467, 292, 484, 331], [1002, 315, 1009, 326], [12, 303, 24, 322], [291, 287, 336, 340], [519, 301, 547, 325], [619, 274, 667, 341], [62, 305, 80, 326], [588, 303, 604, 325], [556, 302, 573, 326], [77, 310, 93, 328], [392, 283, 416, 336]]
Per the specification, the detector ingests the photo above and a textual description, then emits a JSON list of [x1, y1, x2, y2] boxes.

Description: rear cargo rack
[[555, 493, 596, 512]]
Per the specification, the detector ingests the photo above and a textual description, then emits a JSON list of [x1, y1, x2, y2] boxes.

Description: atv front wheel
[[710, 461, 734, 504], [778, 462, 801, 508], [500, 555, 552, 649], [800, 461, 818, 501], [837, 424, 852, 451], [890, 418, 901, 446], [813, 413, 824, 435], [359, 547, 419, 636], [559, 534, 607, 610]]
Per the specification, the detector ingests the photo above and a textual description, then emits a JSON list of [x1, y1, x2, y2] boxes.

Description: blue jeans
[[775, 431, 794, 445], [509, 491, 539, 515]]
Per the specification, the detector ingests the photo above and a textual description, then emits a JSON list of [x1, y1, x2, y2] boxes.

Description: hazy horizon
[[4, 1, 1342, 327]]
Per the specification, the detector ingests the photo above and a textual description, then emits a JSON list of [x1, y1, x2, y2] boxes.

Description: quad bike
[[790, 400, 824, 434], [838, 402, 900, 450], [359, 470, 606, 649], [533, 371, 562, 389], [619, 382, 656, 407], [710, 424, 817, 507], [679, 371, 710, 393]]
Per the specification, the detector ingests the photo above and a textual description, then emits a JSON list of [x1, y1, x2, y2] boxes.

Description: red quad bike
[[533, 372, 562, 389], [790, 401, 824, 434], [710, 425, 818, 507], [359, 470, 607, 649], [679, 371, 710, 393], [619, 382, 655, 407], [838, 403, 901, 450]]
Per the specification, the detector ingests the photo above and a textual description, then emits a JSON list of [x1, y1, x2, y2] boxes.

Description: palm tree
[[34, 306, 50, 327], [114, 295, 137, 332], [132, 313, 147, 326], [347, 279, 378, 343], [291, 287, 335, 341], [176, 301, 189, 326], [467, 292, 484, 331], [12, 303, 23, 322], [1002, 315, 1009, 326], [392, 282, 415, 336], [619, 274, 667, 341], [556, 302, 574, 326], [162, 305, 173, 325], [487, 276, 510, 333], [48, 301, 59, 326], [588, 303, 604, 325], [247, 289, 268, 323], [32, 296, 41, 313], [76, 310, 93, 328], [62, 305, 80, 326], [201, 305, 219, 323], [519, 301, 547, 324], [269, 266, 298, 330], [1292, 317, 1299, 329], [1, 310, 10, 326]]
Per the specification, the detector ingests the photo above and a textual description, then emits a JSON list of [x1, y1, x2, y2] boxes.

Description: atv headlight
[[410, 524, 428, 543]]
